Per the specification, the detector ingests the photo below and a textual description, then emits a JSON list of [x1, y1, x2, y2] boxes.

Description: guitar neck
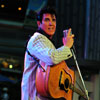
[[69, 84, 89, 100]]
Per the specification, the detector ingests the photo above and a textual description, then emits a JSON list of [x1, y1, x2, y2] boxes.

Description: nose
[[49, 21, 53, 25]]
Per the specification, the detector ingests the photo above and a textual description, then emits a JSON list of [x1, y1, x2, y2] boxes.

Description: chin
[[49, 33, 54, 36], [49, 31, 55, 35]]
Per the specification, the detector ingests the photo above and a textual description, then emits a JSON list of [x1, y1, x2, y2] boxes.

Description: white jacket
[[21, 32, 72, 100]]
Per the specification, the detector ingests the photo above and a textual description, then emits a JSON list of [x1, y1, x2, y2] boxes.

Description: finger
[[67, 28, 72, 36], [71, 34, 74, 38]]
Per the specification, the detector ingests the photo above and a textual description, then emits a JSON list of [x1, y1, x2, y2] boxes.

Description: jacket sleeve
[[27, 33, 72, 65]]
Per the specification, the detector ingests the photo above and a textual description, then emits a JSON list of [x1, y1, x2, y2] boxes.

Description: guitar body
[[36, 61, 75, 100]]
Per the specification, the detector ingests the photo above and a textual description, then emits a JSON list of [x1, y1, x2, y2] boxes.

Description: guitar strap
[[26, 49, 45, 72]]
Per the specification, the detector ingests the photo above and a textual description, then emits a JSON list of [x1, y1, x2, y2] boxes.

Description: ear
[[37, 21, 41, 27]]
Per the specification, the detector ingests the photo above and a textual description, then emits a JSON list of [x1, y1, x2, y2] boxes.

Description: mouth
[[48, 27, 54, 31]]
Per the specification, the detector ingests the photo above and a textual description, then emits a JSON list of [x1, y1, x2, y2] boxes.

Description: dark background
[[0, 0, 100, 99]]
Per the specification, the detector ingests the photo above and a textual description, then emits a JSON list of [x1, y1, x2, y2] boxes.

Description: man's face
[[39, 13, 56, 36]]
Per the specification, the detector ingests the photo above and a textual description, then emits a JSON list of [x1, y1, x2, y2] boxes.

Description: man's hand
[[63, 28, 74, 48]]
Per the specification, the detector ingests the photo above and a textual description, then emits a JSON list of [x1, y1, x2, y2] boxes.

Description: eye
[[44, 18, 50, 21], [52, 19, 56, 22]]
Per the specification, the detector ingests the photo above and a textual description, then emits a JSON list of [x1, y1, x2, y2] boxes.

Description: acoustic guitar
[[36, 61, 89, 100], [36, 61, 75, 100]]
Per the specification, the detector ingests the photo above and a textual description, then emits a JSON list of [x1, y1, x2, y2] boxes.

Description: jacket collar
[[36, 28, 53, 40]]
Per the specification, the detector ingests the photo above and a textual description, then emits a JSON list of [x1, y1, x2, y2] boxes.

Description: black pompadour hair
[[37, 6, 57, 22]]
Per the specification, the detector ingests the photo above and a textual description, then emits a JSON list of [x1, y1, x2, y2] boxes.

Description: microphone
[[63, 29, 76, 54]]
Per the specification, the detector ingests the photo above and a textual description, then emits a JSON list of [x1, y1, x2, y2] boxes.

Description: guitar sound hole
[[64, 78, 69, 89]]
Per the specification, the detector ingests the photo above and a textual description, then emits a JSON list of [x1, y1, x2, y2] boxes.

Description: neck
[[37, 28, 53, 39]]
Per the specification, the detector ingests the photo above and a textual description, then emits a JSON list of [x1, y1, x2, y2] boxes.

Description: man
[[21, 7, 74, 100]]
